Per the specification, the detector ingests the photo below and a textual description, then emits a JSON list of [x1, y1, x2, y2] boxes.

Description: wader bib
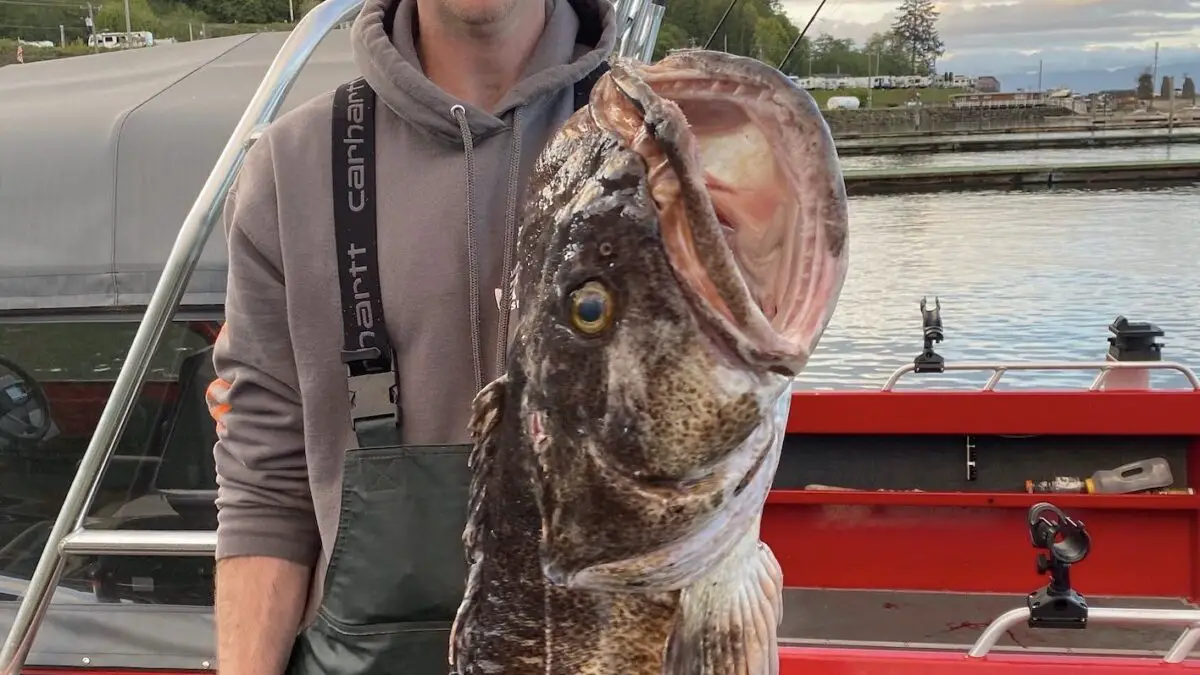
[[283, 60, 609, 675]]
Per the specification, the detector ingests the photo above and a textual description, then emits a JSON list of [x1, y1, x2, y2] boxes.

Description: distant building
[[975, 76, 1001, 93]]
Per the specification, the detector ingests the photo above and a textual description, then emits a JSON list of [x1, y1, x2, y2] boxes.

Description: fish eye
[[568, 281, 614, 335]]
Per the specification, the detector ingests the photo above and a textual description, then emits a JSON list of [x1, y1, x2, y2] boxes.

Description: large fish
[[449, 49, 849, 675]]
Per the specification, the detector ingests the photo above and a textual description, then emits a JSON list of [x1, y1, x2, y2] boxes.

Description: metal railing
[[881, 360, 1200, 392], [967, 606, 1200, 663], [0, 1, 666, 672]]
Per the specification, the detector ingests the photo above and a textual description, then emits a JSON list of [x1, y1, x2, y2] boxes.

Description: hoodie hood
[[350, 0, 617, 144]]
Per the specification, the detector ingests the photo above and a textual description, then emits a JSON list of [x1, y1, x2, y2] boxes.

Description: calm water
[[839, 142, 1200, 171], [795, 184, 1200, 391]]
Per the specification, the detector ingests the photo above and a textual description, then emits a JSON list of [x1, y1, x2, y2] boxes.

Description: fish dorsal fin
[[663, 534, 784, 675]]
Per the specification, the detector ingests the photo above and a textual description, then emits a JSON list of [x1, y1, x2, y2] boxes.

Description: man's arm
[[208, 132, 320, 675]]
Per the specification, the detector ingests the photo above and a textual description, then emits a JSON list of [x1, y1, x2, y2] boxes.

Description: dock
[[843, 158, 1200, 196], [832, 119, 1200, 141], [836, 130, 1200, 156]]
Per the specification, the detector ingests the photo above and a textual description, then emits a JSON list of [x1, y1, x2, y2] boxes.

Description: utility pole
[[123, 0, 132, 48], [867, 51, 876, 109], [1151, 41, 1159, 110], [288, 0, 294, 22], [85, 2, 96, 51], [1168, 75, 1176, 140], [59, 24, 65, 47], [1152, 42, 1160, 84]]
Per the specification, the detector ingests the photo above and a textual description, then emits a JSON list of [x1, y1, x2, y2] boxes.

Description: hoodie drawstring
[[450, 104, 524, 394]]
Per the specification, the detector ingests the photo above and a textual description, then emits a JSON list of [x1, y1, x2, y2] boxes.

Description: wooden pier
[[832, 119, 1200, 141], [843, 159, 1200, 195], [836, 130, 1200, 156]]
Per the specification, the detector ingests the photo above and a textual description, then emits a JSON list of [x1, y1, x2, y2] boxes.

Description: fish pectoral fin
[[663, 539, 784, 675], [468, 375, 507, 443]]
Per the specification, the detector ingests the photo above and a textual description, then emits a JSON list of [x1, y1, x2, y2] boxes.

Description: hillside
[[994, 59, 1200, 95]]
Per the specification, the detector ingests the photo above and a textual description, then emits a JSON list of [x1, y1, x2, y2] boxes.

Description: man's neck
[[414, 0, 548, 111]]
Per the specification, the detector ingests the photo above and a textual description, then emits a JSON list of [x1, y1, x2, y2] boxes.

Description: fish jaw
[[594, 51, 849, 377], [538, 387, 790, 592]]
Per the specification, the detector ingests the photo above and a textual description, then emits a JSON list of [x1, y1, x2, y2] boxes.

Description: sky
[[776, 0, 1200, 75]]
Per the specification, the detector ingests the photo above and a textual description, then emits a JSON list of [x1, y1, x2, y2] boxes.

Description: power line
[[0, 0, 87, 8]]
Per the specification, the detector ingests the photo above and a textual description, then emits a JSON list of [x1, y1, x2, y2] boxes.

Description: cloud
[[774, 0, 1200, 70]]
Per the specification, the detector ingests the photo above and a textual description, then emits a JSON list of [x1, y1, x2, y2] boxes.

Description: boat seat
[[91, 346, 219, 604], [151, 344, 219, 528]]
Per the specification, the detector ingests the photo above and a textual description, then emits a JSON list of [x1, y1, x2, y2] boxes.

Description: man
[[205, 0, 617, 670]]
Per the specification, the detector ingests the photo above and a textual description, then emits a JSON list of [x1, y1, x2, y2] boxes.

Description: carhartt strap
[[332, 77, 400, 433]]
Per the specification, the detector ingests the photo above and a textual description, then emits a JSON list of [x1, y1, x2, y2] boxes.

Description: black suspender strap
[[574, 60, 610, 112], [329, 64, 607, 439], [332, 77, 401, 437]]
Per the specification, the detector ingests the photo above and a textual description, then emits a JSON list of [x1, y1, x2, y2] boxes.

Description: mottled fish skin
[[450, 48, 848, 675], [449, 95, 685, 675]]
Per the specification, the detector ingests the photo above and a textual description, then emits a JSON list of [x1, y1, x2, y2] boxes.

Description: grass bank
[[0, 39, 94, 66], [1, 19, 291, 68]]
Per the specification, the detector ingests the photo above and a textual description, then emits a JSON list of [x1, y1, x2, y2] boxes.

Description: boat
[[1, 0, 1199, 673]]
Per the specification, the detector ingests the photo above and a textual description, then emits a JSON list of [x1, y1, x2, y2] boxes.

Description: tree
[[1161, 75, 1172, 100], [1183, 75, 1196, 102], [890, 0, 945, 75], [1136, 70, 1154, 100]]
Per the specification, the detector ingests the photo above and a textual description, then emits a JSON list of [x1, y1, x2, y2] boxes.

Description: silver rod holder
[[0, 0, 365, 672]]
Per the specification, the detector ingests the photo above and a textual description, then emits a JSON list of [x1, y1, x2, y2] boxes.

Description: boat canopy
[[0, 30, 357, 312]]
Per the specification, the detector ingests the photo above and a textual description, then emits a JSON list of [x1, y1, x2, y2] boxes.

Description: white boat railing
[[967, 606, 1200, 663], [0, 0, 667, 672], [881, 360, 1200, 392]]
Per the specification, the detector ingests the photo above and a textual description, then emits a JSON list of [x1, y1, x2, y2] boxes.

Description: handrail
[[881, 360, 1200, 392], [966, 606, 1200, 663], [0, 2, 665, 673]]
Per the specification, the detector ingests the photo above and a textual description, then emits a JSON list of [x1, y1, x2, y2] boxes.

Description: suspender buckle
[[343, 351, 400, 432]]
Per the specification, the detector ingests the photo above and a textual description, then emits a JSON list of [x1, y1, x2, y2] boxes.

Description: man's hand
[[215, 556, 312, 675]]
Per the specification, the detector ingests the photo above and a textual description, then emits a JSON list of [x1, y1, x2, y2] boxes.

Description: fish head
[[511, 49, 849, 592]]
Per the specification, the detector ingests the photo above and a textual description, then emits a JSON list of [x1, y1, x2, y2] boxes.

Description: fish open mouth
[[592, 51, 849, 376]]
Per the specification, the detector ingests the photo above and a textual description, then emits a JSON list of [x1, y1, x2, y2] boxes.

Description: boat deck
[[781, 588, 1196, 657]]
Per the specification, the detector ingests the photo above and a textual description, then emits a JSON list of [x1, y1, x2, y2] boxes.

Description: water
[[795, 184, 1200, 392], [839, 142, 1200, 171]]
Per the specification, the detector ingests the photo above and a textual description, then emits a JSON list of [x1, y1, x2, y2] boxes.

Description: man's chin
[[438, 0, 520, 26]]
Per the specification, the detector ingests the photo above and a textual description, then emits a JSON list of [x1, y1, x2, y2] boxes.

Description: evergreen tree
[[1136, 70, 1154, 100], [1183, 76, 1196, 103], [890, 0, 944, 75], [1161, 75, 1172, 100]]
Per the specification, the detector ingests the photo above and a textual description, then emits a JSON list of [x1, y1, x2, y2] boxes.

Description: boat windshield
[[0, 317, 219, 608]]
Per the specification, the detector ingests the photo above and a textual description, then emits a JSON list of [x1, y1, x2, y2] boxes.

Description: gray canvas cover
[[0, 30, 358, 312]]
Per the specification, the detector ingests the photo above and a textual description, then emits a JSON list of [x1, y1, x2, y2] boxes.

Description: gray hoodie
[[208, 0, 616, 600]]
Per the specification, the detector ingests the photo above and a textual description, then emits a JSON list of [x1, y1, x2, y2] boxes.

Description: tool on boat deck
[[1026, 456, 1175, 494]]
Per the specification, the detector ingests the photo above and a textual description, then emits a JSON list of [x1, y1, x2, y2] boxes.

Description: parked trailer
[[826, 95, 860, 110]]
